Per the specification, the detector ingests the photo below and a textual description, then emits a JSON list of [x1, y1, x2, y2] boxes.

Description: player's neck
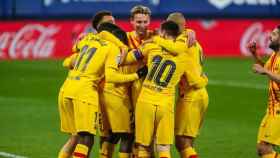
[[165, 35, 176, 40], [135, 31, 147, 40]]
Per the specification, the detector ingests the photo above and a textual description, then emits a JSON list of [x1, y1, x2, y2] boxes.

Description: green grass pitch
[[0, 58, 269, 158]]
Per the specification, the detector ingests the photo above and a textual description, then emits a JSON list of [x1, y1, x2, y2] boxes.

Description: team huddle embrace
[[58, 5, 209, 158]]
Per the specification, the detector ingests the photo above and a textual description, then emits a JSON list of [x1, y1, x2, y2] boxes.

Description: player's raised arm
[[98, 30, 128, 51], [62, 53, 78, 69], [253, 63, 280, 83], [152, 35, 187, 56], [121, 42, 160, 65], [247, 41, 265, 66]]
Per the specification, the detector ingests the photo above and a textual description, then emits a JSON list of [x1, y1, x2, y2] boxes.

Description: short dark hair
[[160, 20, 180, 38], [98, 22, 128, 45], [91, 10, 112, 30]]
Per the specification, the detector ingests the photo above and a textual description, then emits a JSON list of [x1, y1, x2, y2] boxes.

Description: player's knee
[[119, 133, 134, 153], [257, 142, 273, 156], [78, 131, 93, 137], [156, 144, 170, 152], [69, 135, 79, 145], [77, 131, 94, 142], [175, 136, 193, 151], [108, 133, 121, 144], [138, 145, 151, 157]]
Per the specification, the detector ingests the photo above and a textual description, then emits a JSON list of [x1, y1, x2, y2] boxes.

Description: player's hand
[[136, 65, 148, 78], [247, 41, 257, 56], [142, 39, 154, 45], [117, 47, 128, 66], [187, 30, 197, 48], [253, 64, 267, 75]]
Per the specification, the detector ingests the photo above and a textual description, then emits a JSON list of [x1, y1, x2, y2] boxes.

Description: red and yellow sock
[[99, 141, 115, 158], [262, 152, 280, 158], [119, 152, 131, 158], [73, 144, 88, 158], [132, 145, 138, 158], [58, 150, 71, 158], [138, 149, 150, 158], [158, 151, 171, 158], [180, 147, 198, 158]]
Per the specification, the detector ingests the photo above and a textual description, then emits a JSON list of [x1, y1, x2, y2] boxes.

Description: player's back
[[139, 43, 186, 105], [66, 34, 112, 101]]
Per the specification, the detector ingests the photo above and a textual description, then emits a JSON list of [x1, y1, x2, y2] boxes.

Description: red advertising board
[[0, 19, 279, 59]]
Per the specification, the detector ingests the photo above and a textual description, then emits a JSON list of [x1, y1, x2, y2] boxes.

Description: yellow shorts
[[58, 90, 76, 134], [175, 88, 208, 137], [258, 113, 280, 145], [102, 92, 133, 133], [135, 100, 174, 146], [72, 98, 99, 135]]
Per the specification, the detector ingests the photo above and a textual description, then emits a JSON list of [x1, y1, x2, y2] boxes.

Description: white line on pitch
[[0, 152, 28, 158], [209, 80, 267, 90]]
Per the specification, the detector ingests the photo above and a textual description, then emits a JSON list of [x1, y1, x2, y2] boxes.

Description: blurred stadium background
[[0, 0, 280, 158]]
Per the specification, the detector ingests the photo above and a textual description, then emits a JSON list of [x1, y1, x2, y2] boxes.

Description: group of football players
[[57, 5, 209, 158]]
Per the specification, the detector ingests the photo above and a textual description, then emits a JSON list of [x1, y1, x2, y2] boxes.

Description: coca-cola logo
[[240, 23, 272, 56], [0, 24, 59, 59]]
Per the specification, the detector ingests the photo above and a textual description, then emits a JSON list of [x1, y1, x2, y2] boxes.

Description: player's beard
[[269, 41, 280, 52]]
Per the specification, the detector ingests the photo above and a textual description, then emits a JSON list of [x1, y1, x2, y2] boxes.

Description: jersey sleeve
[[264, 52, 275, 70], [63, 53, 78, 69], [139, 43, 161, 57], [105, 44, 139, 83], [184, 58, 208, 88], [122, 49, 143, 65], [122, 43, 160, 65], [152, 35, 188, 56]]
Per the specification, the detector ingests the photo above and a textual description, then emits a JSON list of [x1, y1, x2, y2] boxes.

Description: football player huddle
[[57, 5, 209, 158]]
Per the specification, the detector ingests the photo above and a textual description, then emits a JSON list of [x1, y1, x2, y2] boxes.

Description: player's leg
[[175, 136, 197, 158], [257, 141, 278, 158], [99, 93, 117, 158], [118, 133, 134, 158], [138, 145, 152, 158], [58, 135, 79, 158], [58, 91, 78, 158], [72, 99, 99, 158], [118, 100, 135, 158], [156, 145, 171, 158], [156, 104, 174, 158], [135, 101, 156, 158], [103, 92, 135, 157], [100, 132, 121, 158], [257, 114, 280, 158], [175, 89, 208, 158]]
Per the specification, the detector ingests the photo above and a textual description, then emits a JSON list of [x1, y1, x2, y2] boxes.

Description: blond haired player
[[126, 5, 155, 110], [149, 13, 209, 158], [248, 25, 280, 158], [60, 31, 147, 158]]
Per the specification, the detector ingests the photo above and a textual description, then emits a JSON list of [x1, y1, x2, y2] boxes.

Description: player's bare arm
[[253, 63, 280, 83], [247, 41, 265, 66]]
